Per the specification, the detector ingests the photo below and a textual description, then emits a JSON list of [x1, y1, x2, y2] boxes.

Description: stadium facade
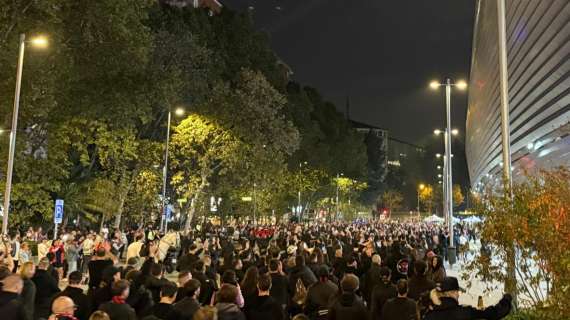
[[466, 0, 570, 189]]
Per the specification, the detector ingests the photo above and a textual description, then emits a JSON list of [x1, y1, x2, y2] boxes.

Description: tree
[[453, 184, 464, 207], [380, 190, 404, 212], [419, 185, 435, 214], [464, 168, 570, 318]]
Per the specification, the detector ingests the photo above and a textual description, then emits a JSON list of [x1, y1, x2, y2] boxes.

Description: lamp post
[[2, 34, 48, 235], [160, 107, 185, 233], [430, 78, 466, 265]]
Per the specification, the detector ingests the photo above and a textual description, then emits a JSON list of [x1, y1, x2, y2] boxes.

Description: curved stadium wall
[[466, 0, 570, 189]]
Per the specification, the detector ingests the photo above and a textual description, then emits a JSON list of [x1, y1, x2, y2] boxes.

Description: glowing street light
[[30, 36, 48, 48], [2, 34, 48, 235], [160, 106, 186, 232], [451, 129, 459, 136], [429, 77, 467, 263], [436, 153, 442, 158]]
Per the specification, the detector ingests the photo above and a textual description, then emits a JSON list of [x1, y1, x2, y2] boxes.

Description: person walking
[[370, 267, 397, 320], [328, 274, 369, 320], [244, 274, 284, 320], [57, 271, 92, 320], [99, 280, 137, 320], [0, 275, 27, 320], [32, 257, 61, 319], [19, 262, 36, 320], [304, 266, 338, 320], [407, 260, 436, 301], [381, 279, 418, 320]]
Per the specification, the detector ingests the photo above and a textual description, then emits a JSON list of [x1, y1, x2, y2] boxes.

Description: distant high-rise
[[466, 0, 569, 190]]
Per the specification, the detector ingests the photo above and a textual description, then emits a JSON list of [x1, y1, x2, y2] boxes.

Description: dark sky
[[225, 0, 476, 145]]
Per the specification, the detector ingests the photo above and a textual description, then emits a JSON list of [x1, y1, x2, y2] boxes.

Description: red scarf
[[112, 296, 126, 304]]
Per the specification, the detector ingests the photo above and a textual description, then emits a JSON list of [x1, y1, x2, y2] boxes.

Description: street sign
[[54, 199, 64, 224], [166, 205, 173, 221]]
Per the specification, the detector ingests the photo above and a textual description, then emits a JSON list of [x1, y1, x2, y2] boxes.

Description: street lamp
[[417, 184, 425, 215], [2, 34, 48, 235], [160, 106, 186, 233], [429, 78, 467, 264]]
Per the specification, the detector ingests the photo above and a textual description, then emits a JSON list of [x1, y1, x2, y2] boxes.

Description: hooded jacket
[[215, 302, 246, 320], [328, 292, 369, 320]]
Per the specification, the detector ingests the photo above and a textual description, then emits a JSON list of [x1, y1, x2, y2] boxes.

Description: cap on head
[[436, 277, 465, 293]]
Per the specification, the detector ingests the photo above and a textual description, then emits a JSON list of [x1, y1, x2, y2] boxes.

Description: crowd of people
[[0, 220, 512, 320]]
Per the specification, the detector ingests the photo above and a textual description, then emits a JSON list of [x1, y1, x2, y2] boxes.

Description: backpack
[[292, 278, 308, 306]]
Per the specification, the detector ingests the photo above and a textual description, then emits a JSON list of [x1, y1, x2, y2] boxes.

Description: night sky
[[225, 0, 476, 145]]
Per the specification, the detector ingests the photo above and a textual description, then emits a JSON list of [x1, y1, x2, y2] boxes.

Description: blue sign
[[166, 205, 173, 221], [54, 199, 64, 224]]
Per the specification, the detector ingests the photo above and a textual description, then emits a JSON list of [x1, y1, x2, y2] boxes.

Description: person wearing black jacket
[[92, 266, 121, 309], [288, 255, 317, 294], [56, 271, 92, 320], [304, 266, 338, 320], [146, 282, 181, 320], [145, 262, 171, 304], [381, 279, 418, 320], [173, 279, 201, 320], [268, 259, 289, 309], [88, 249, 113, 291], [424, 277, 512, 320], [370, 267, 396, 320], [361, 254, 382, 305], [125, 270, 154, 318], [328, 274, 369, 320], [0, 275, 27, 320], [99, 280, 137, 320], [193, 261, 216, 305], [32, 257, 61, 319], [244, 274, 284, 320], [407, 260, 436, 301]]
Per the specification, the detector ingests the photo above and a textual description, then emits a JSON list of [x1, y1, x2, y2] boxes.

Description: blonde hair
[[20, 261, 35, 280], [89, 311, 111, 320]]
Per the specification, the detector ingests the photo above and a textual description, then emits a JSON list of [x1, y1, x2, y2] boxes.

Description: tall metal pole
[[497, 0, 512, 185], [444, 79, 456, 264], [2, 34, 26, 235], [498, 0, 516, 302], [160, 110, 172, 233], [297, 162, 302, 222]]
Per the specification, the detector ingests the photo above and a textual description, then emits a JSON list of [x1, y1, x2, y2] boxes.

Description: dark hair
[[194, 261, 205, 273], [68, 271, 83, 285], [396, 279, 408, 295], [150, 263, 163, 277], [160, 282, 178, 298], [178, 270, 191, 280], [269, 259, 280, 272], [414, 260, 428, 277], [240, 266, 259, 297], [340, 274, 359, 293], [111, 280, 130, 296], [257, 274, 272, 292], [217, 284, 238, 303], [96, 248, 106, 257], [125, 270, 141, 282], [222, 270, 237, 285], [295, 255, 305, 267], [184, 279, 201, 297]]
